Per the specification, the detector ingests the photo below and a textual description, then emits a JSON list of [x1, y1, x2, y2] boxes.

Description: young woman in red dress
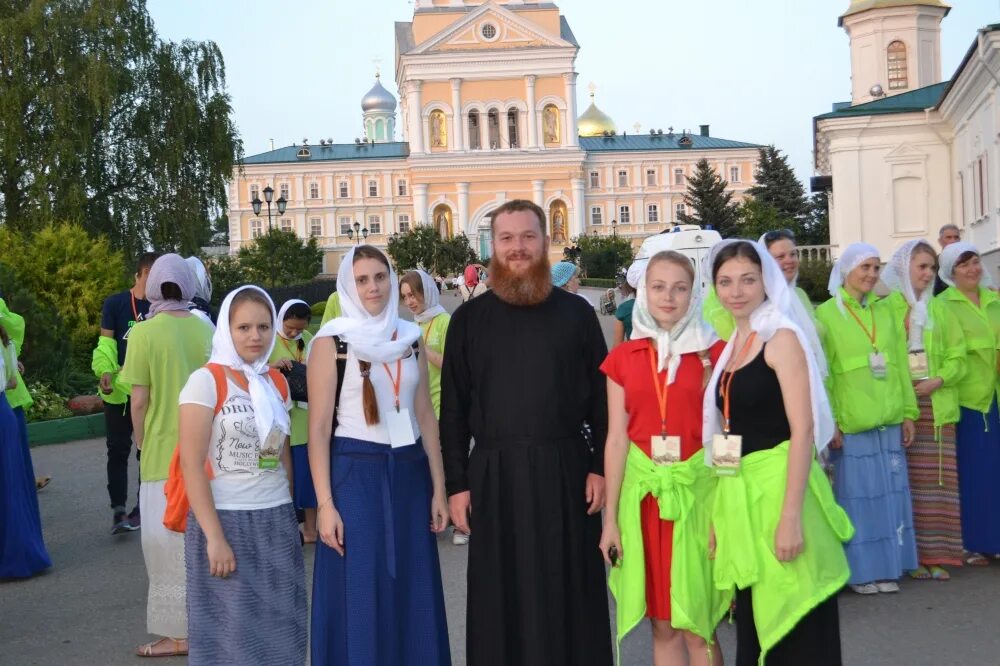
[[599, 250, 726, 665]]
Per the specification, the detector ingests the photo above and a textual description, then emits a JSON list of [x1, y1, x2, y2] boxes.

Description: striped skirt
[[185, 503, 306, 665], [829, 425, 918, 584], [906, 390, 963, 566]]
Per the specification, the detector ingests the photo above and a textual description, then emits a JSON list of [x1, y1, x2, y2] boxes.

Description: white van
[[633, 225, 724, 293]]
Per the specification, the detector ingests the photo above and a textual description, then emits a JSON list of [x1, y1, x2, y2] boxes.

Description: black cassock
[[440, 288, 613, 666]]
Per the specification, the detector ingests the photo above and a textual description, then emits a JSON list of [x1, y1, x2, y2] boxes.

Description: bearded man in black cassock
[[440, 199, 613, 666]]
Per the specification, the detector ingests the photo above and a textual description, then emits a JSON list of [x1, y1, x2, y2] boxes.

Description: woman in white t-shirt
[[177, 285, 306, 666]]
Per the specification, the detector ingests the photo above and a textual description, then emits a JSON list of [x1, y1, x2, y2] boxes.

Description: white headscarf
[[631, 256, 717, 383], [276, 299, 309, 340], [626, 259, 646, 290], [210, 285, 291, 446], [147, 253, 197, 317], [702, 240, 834, 456], [185, 256, 212, 303], [314, 246, 420, 362], [758, 231, 799, 286], [407, 269, 447, 324], [938, 241, 996, 289], [881, 239, 935, 351], [828, 242, 880, 314]]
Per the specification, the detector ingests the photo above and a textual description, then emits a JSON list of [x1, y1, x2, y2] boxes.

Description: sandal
[[965, 553, 990, 567], [928, 566, 951, 581], [908, 566, 931, 580], [35, 476, 51, 491], [136, 638, 188, 658]]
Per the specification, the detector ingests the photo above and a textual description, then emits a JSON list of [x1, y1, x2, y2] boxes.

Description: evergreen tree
[[677, 158, 741, 236], [237, 228, 323, 288], [746, 146, 810, 221], [799, 191, 831, 246]]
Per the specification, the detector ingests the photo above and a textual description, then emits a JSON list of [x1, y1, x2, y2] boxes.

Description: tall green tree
[[0, 0, 242, 256], [746, 146, 810, 221], [575, 234, 634, 279], [237, 228, 323, 288], [799, 190, 831, 246], [386, 226, 479, 276], [677, 158, 741, 236]]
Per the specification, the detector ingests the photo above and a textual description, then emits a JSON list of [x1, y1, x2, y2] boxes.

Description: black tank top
[[715, 344, 792, 456]]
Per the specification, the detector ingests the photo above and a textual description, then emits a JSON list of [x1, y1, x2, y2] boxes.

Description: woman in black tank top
[[707, 240, 849, 666]]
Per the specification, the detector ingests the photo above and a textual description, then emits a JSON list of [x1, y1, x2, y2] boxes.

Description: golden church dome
[[840, 0, 950, 22], [577, 91, 616, 137]]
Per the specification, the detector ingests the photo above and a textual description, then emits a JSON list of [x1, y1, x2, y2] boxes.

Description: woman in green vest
[[816, 242, 919, 595], [269, 299, 316, 543], [705, 239, 851, 666], [881, 240, 966, 579], [934, 242, 1000, 564]]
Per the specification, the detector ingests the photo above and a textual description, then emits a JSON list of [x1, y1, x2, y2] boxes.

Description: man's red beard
[[489, 251, 552, 306]]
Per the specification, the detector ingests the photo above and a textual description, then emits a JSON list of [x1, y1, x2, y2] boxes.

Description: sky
[[146, 0, 999, 187]]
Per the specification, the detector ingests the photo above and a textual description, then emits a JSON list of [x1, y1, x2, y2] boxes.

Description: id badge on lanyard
[[714, 333, 756, 476], [647, 345, 680, 465], [259, 426, 283, 470]]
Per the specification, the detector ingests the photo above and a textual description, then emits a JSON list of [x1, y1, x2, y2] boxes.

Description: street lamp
[[611, 218, 618, 281], [345, 220, 369, 245], [251, 185, 288, 230]]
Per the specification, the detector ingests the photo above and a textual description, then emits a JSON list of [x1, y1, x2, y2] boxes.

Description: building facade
[[229, 0, 761, 275], [814, 0, 1000, 277]]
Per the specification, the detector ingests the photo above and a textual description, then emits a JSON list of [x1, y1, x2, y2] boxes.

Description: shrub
[[25, 382, 73, 422], [311, 301, 327, 319], [575, 234, 634, 279], [797, 260, 833, 304]]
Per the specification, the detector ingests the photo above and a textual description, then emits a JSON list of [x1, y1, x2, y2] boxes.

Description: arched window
[[468, 110, 481, 150], [887, 41, 908, 90], [507, 109, 519, 148], [487, 109, 500, 149], [375, 118, 385, 141]]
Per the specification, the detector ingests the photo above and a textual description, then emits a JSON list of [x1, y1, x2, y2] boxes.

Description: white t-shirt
[[336, 346, 420, 446], [178, 367, 293, 511]]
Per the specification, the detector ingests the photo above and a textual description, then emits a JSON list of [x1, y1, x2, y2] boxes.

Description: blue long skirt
[[956, 401, 1000, 554], [0, 393, 51, 578], [829, 424, 917, 584], [290, 444, 317, 509], [311, 436, 450, 666]]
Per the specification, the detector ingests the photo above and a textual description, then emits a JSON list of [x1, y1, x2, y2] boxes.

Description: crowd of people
[[1, 200, 998, 664]]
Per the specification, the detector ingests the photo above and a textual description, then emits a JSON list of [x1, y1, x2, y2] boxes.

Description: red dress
[[600, 338, 725, 620]]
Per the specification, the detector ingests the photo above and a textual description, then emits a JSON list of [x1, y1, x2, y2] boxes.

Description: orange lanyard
[[279, 336, 303, 362], [647, 342, 669, 436], [382, 331, 402, 412], [718, 333, 757, 434], [846, 301, 878, 350], [130, 290, 140, 322]]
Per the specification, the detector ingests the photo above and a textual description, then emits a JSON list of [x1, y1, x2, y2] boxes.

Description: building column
[[525, 75, 538, 149], [408, 81, 424, 153], [457, 182, 470, 237], [571, 177, 586, 237], [532, 179, 545, 207], [563, 72, 579, 148], [413, 184, 429, 227], [450, 78, 464, 152], [385, 207, 394, 235]]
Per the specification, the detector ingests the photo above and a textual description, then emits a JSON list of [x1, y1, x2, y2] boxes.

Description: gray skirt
[[185, 503, 306, 665]]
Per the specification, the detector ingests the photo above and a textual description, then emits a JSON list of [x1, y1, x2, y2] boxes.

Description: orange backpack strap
[[205, 363, 229, 415], [266, 367, 290, 403]]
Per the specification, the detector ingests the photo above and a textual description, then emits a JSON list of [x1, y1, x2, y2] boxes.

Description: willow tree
[[0, 0, 242, 256]]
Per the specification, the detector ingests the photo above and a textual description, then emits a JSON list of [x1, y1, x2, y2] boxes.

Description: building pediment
[[409, 2, 573, 55], [884, 142, 929, 163]]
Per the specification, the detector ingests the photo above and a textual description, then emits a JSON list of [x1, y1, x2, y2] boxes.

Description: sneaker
[[452, 529, 470, 546], [875, 581, 899, 593], [111, 512, 138, 535], [849, 583, 878, 595], [127, 506, 141, 530]]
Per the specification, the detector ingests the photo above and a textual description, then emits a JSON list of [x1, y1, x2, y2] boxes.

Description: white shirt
[[336, 346, 420, 446], [179, 368, 293, 510]]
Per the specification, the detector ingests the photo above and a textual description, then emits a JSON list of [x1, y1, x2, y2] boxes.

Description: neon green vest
[[0, 299, 31, 410], [934, 286, 1000, 414]]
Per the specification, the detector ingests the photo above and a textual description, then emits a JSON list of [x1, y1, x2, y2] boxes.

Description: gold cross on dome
[[373, 57, 382, 78], [587, 82, 597, 99]]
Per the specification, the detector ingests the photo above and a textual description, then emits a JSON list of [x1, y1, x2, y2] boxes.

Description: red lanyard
[[718, 333, 757, 434], [846, 301, 878, 350], [382, 331, 402, 412], [647, 342, 669, 436]]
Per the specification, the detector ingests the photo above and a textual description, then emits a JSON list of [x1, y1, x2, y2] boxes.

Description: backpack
[[163, 363, 290, 533]]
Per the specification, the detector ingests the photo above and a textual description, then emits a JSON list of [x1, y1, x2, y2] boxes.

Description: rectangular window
[[310, 217, 322, 237], [977, 155, 988, 219], [250, 219, 262, 238], [339, 181, 349, 198], [647, 204, 659, 223], [280, 218, 293, 232], [309, 183, 319, 199], [279, 183, 290, 201], [398, 214, 410, 233], [590, 171, 600, 188], [618, 170, 629, 187], [675, 202, 686, 220], [368, 180, 378, 198], [397, 179, 407, 196], [729, 166, 740, 183], [646, 169, 656, 186], [591, 206, 603, 225], [368, 215, 381, 234], [674, 168, 684, 186], [249, 184, 259, 201], [339, 217, 353, 236], [619, 205, 631, 225]]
